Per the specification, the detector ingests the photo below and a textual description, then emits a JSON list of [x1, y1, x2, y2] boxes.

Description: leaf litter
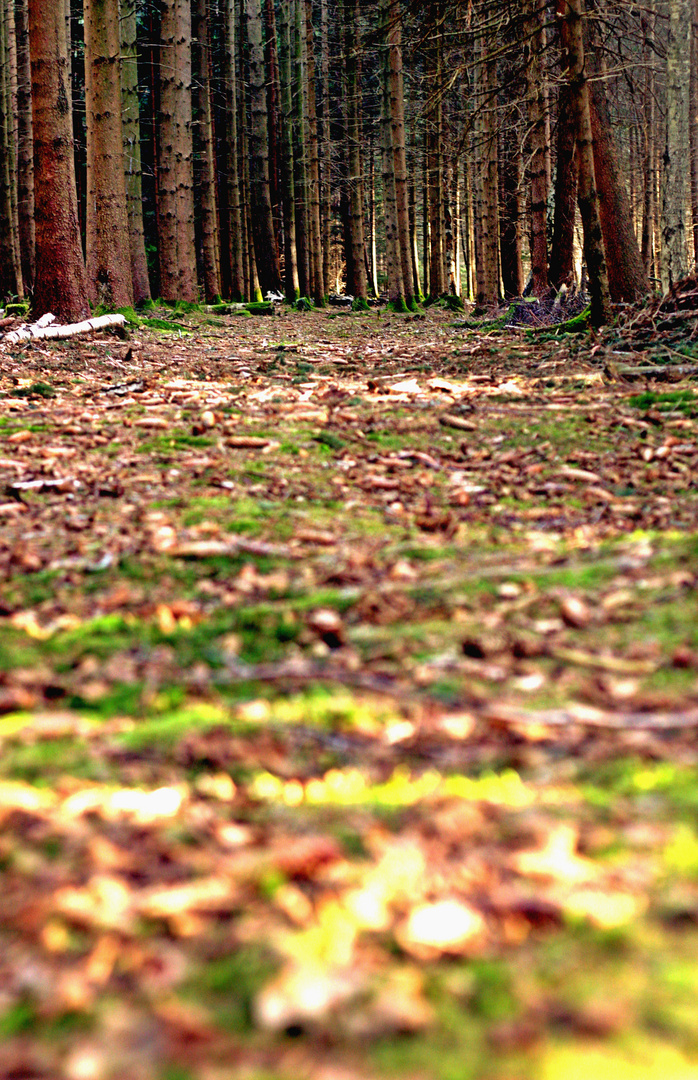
[[1, 300, 698, 1078]]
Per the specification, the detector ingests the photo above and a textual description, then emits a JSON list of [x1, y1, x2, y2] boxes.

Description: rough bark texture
[[526, 0, 549, 296], [499, 126, 524, 298], [29, 0, 89, 321], [474, 39, 499, 306], [85, 0, 132, 308], [560, 0, 611, 325], [691, 0, 698, 265], [120, 0, 151, 304], [342, 0, 367, 299], [588, 75, 648, 300], [305, 0, 324, 303], [661, 0, 691, 288], [426, 0, 446, 298], [14, 0, 33, 290], [319, 0, 331, 296], [224, 0, 245, 300], [158, 0, 197, 302], [278, 0, 299, 299], [381, 3, 404, 306], [549, 80, 577, 290], [386, 0, 414, 303], [192, 0, 221, 301], [293, 0, 310, 297]]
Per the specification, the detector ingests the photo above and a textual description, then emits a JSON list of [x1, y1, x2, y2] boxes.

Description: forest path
[[1, 306, 698, 1080]]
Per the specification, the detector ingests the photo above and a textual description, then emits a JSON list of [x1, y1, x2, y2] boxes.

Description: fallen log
[[4, 312, 126, 344]]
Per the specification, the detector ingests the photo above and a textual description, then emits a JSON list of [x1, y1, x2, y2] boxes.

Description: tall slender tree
[[158, 0, 197, 302], [120, 0, 151, 304], [29, 0, 89, 320], [84, 0, 133, 308], [246, 0, 281, 294]]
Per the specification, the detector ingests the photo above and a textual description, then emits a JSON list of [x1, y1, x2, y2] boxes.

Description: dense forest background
[[0, 0, 696, 323]]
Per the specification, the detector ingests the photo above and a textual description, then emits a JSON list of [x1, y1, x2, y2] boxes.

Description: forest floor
[[1, 293, 698, 1080]]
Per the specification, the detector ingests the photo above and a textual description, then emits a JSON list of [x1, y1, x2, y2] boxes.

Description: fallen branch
[[5, 312, 126, 344]]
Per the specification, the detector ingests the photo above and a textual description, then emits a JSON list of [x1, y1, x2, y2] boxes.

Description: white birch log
[[4, 313, 126, 345]]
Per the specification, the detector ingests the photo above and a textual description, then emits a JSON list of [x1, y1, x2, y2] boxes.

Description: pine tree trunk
[[305, 0, 324, 303], [341, 0, 367, 299], [29, 0, 89, 320], [386, 0, 414, 304], [264, 0, 282, 251], [193, 0, 221, 301], [319, 0, 331, 296], [587, 60, 647, 300], [426, 0, 446, 298], [294, 0, 310, 296], [158, 0, 197, 302], [499, 128, 524, 298], [0, 0, 20, 296], [85, 0, 133, 308], [225, 0, 245, 300], [15, 0, 33, 291], [691, 0, 698, 264], [381, 2, 404, 307], [549, 79, 577, 289], [278, 0, 299, 298], [120, 0, 151, 304], [641, 0, 656, 278], [559, 0, 611, 325], [526, 0, 549, 296], [661, 0, 691, 287]]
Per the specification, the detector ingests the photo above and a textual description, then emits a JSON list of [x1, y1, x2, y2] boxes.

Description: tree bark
[[386, 0, 414, 305], [661, 0, 691, 287], [559, 0, 611, 325], [278, 0, 299, 298], [29, 0, 89, 321], [549, 80, 577, 289], [192, 0, 221, 301], [341, 0, 367, 299], [158, 0, 197, 302], [526, 0, 549, 296], [305, 0, 324, 303], [224, 0, 245, 299], [14, 0, 33, 291], [587, 66, 648, 300], [120, 0, 151, 304]]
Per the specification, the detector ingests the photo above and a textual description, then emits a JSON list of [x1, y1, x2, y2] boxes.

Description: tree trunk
[[661, 0, 691, 288], [158, 0, 197, 302], [305, 0, 324, 303], [192, 0, 221, 301], [29, 0, 89, 320], [426, 0, 446, 298], [640, 0, 656, 278], [264, 0, 282, 253], [293, 0, 310, 296], [85, 0, 133, 308], [341, 0, 367, 299], [15, 0, 33, 290], [499, 127, 524, 298], [386, 0, 414, 305], [381, 2, 404, 307], [691, 0, 698, 266], [120, 0, 151, 304], [588, 69, 648, 300], [278, 0, 299, 299], [319, 0, 331, 296], [691, 0, 695, 264], [225, 0, 245, 299], [0, 0, 20, 297], [559, 0, 611, 325], [549, 80, 577, 289], [526, 0, 549, 296], [245, 0, 281, 294]]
